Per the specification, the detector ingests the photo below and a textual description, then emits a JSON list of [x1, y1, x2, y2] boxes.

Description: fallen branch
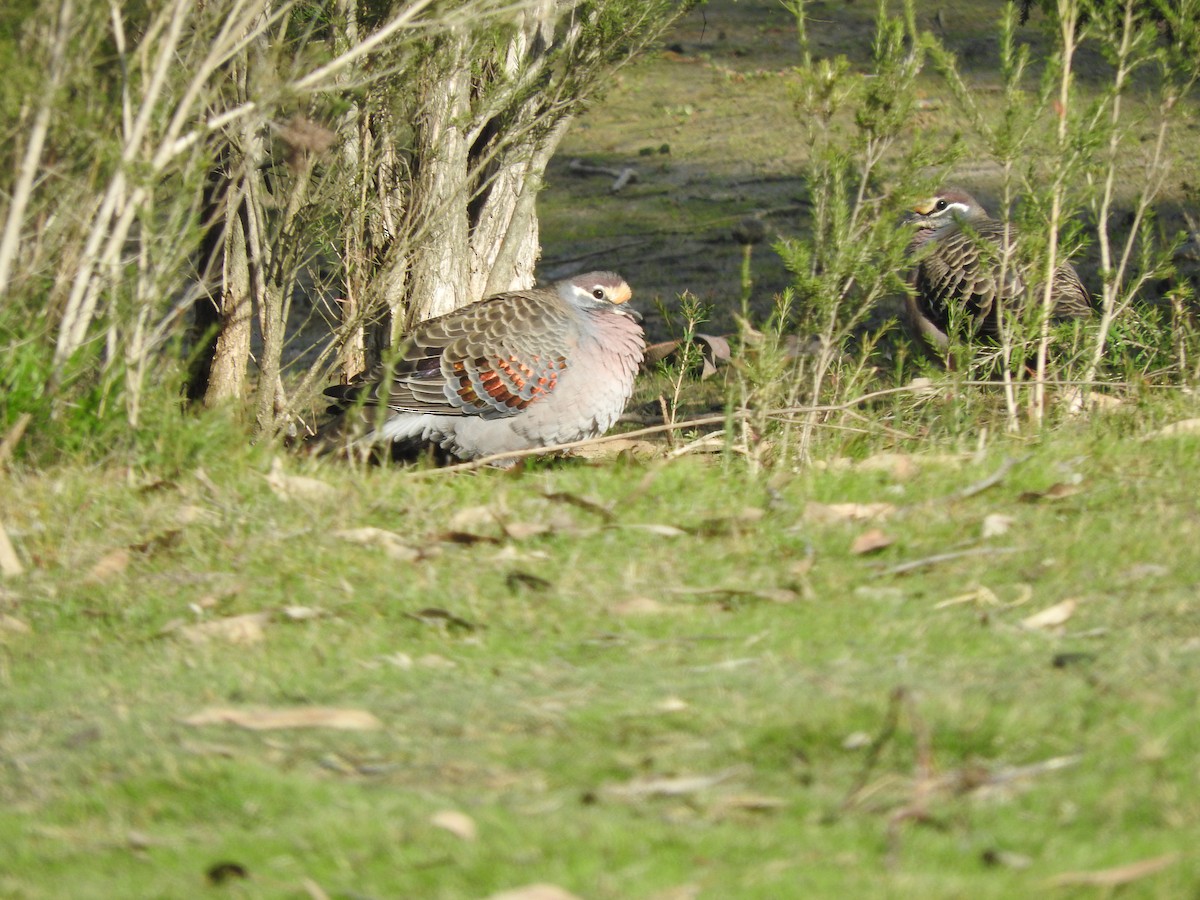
[[567, 158, 638, 192], [951, 454, 1030, 500], [404, 379, 1149, 477], [875, 546, 1019, 577]]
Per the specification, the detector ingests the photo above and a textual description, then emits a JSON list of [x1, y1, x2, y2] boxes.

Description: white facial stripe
[[939, 202, 971, 217]]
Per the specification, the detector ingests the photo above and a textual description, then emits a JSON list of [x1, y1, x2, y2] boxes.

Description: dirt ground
[[538, 0, 1200, 344]]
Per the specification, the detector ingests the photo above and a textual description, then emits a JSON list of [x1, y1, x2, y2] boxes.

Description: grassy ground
[[4, 400, 1200, 898], [5, 0, 1200, 897]]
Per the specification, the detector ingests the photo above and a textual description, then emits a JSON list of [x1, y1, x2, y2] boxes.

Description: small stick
[[876, 546, 1018, 577]]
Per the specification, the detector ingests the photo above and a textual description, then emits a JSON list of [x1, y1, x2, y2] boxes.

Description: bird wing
[[915, 220, 1026, 336], [328, 289, 578, 420]]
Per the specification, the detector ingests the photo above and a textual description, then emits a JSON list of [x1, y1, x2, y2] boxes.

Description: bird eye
[[592, 288, 606, 300], [935, 199, 948, 211]]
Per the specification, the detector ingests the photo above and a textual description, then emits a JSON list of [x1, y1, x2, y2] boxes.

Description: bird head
[[906, 188, 989, 231], [560, 271, 640, 320]]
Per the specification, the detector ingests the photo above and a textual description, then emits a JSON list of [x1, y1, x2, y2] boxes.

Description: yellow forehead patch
[[912, 197, 940, 215]]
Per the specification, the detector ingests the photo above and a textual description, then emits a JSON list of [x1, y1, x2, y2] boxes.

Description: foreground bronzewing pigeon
[[321, 271, 644, 461], [904, 188, 1091, 354]]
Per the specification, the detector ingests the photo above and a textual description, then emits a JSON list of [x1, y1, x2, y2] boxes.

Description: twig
[[841, 686, 907, 812], [405, 383, 951, 476], [951, 454, 1030, 500], [875, 546, 1018, 577], [0, 413, 32, 468]]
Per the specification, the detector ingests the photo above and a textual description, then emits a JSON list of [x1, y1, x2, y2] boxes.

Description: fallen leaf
[[1146, 418, 1200, 439], [206, 861, 249, 885], [609, 597, 684, 616], [0, 613, 31, 634], [434, 531, 501, 546], [1019, 482, 1082, 502], [714, 794, 787, 812], [182, 707, 382, 731], [851, 528, 894, 555], [505, 571, 551, 591], [669, 586, 797, 606], [281, 605, 324, 621], [265, 457, 336, 502], [333, 527, 421, 561], [488, 886, 582, 900], [569, 438, 661, 460], [1021, 598, 1078, 631], [604, 769, 741, 799], [656, 697, 689, 712], [0, 520, 24, 577], [693, 507, 765, 536], [500, 521, 552, 540], [614, 523, 688, 538], [176, 504, 216, 525], [130, 529, 182, 554], [842, 731, 872, 750], [406, 608, 477, 630], [86, 548, 131, 582], [804, 501, 895, 524], [981, 848, 1033, 869], [981, 513, 1015, 538], [542, 491, 615, 521], [642, 333, 731, 379], [430, 809, 477, 842], [1047, 853, 1178, 888], [856, 453, 916, 480], [448, 505, 497, 531], [857, 452, 967, 479], [178, 612, 270, 645]]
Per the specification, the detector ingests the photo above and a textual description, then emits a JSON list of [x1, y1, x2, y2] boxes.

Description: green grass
[[4, 401, 1200, 898]]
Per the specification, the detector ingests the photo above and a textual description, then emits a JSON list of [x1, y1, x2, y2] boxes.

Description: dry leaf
[[615, 523, 688, 538], [417, 653, 457, 669], [981, 513, 1014, 538], [856, 453, 916, 480], [0, 520, 24, 578], [176, 504, 216, 526], [0, 613, 31, 634], [542, 491, 615, 521], [178, 612, 271, 645], [1019, 482, 1082, 502], [265, 457, 336, 502], [1021, 598, 1078, 631], [333, 527, 420, 561], [851, 528, 894, 555], [857, 452, 966, 478], [182, 706, 382, 731], [656, 697, 689, 712], [1147, 418, 1200, 439], [87, 548, 131, 582], [331, 525, 420, 561], [1047, 853, 1178, 888], [281, 605, 323, 621], [448, 505, 497, 531], [804, 501, 895, 524], [609, 597, 683, 617], [430, 810, 477, 842], [500, 522, 552, 541], [569, 438, 661, 460], [488, 886, 582, 900], [604, 770, 740, 799], [714, 794, 786, 812]]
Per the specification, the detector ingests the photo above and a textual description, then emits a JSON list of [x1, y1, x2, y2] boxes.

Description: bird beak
[[619, 306, 643, 323]]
